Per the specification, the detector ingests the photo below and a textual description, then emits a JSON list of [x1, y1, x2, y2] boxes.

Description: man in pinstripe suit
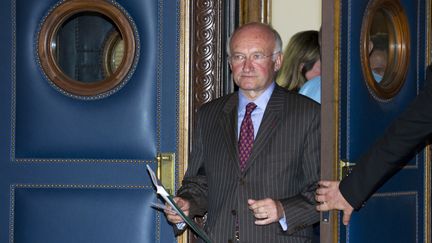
[[165, 22, 320, 243]]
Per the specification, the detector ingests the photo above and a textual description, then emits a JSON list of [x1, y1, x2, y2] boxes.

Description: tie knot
[[245, 102, 257, 115]]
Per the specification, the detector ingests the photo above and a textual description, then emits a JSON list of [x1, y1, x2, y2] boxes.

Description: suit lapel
[[218, 94, 240, 170], [243, 86, 284, 173]]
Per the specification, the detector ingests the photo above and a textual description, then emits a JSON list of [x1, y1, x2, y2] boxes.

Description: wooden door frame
[[320, 0, 339, 242]]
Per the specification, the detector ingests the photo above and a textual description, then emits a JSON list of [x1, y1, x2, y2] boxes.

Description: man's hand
[[165, 197, 190, 224], [315, 181, 354, 225], [248, 198, 284, 225]]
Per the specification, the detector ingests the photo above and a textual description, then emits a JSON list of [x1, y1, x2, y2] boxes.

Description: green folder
[[146, 165, 212, 243]]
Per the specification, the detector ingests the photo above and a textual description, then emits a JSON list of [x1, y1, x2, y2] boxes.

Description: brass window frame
[[37, 0, 136, 98], [360, 0, 410, 100]]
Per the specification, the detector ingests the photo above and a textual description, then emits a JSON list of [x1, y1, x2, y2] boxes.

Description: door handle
[[156, 152, 176, 194], [321, 160, 357, 223], [339, 159, 356, 179]]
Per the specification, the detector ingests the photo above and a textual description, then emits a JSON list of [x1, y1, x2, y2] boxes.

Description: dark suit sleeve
[[340, 65, 432, 210], [169, 109, 209, 236], [283, 104, 321, 234], [176, 108, 209, 218]]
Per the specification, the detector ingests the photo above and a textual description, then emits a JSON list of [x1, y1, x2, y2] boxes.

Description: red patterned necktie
[[238, 102, 257, 171]]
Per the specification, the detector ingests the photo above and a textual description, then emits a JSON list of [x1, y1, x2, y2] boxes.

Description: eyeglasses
[[228, 52, 279, 65]]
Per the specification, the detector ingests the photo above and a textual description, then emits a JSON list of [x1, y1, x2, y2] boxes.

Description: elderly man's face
[[369, 49, 387, 77], [229, 25, 282, 98]]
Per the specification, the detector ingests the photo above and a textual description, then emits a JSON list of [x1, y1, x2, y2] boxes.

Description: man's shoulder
[[274, 86, 320, 109], [198, 92, 237, 113]]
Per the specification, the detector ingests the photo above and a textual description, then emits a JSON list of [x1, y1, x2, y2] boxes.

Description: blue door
[[326, 0, 430, 242], [0, 0, 181, 242]]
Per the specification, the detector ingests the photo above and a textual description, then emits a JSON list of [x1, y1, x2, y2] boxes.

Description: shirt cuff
[[176, 222, 186, 230], [279, 214, 288, 231]]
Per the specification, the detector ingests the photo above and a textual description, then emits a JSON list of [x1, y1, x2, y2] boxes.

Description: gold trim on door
[[178, 1, 190, 242]]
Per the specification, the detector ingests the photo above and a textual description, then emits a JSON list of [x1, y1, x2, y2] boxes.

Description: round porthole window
[[38, 0, 139, 99], [360, 0, 410, 100]]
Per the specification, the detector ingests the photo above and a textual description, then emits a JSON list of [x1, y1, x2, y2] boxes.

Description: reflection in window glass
[[55, 12, 120, 83]]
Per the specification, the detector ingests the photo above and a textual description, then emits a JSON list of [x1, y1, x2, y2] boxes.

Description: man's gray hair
[[226, 23, 283, 57]]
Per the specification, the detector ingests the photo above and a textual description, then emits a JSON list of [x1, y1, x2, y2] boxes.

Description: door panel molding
[[11, 184, 157, 243], [347, 192, 418, 242]]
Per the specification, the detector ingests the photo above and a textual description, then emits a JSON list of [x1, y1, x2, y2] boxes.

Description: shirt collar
[[238, 82, 275, 112]]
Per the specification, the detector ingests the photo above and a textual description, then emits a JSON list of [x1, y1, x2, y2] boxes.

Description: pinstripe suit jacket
[[177, 84, 320, 243]]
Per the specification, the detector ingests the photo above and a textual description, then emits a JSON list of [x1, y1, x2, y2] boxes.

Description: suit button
[[239, 178, 245, 185], [295, 225, 304, 231], [231, 210, 237, 216]]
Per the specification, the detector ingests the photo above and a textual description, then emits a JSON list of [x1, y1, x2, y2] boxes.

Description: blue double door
[[0, 0, 181, 243]]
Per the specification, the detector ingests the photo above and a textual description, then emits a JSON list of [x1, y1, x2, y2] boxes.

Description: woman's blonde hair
[[276, 30, 320, 91]]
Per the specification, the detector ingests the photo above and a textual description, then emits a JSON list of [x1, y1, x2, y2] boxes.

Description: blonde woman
[[276, 30, 320, 93]]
